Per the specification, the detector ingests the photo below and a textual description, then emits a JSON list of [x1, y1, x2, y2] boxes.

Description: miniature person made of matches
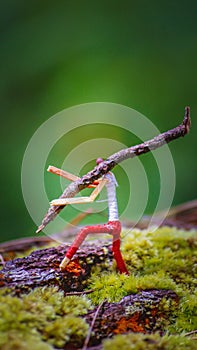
[[36, 107, 191, 276], [46, 158, 129, 275]]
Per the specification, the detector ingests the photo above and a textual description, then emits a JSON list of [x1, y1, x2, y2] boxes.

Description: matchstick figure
[[48, 158, 129, 275]]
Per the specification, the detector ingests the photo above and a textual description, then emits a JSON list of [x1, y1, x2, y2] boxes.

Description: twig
[[36, 107, 191, 233], [65, 289, 95, 296], [82, 300, 106, 350], [184, 330, 197, 337]]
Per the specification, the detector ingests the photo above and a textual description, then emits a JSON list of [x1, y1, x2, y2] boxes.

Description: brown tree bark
[[84, 290, 178, 347], [0, 242, 179, 349], [0, 241, 113, 293], [2, 197, 195, 349]]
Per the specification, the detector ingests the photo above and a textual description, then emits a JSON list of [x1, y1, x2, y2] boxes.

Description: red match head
[[96, 158, 104, 165]]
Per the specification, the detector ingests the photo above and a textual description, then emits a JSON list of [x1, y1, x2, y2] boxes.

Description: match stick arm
[[47, 165, 99, 188], [51, 178, 108, 206], [89, 178, 108, 201], [47, 165, 80, 182]]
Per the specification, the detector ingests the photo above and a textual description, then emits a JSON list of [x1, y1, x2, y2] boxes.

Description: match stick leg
[[60, 222, 112, 270], [60, 221, 129, 275], [60, 226, 90, 270], [112, 234, 129, 275]]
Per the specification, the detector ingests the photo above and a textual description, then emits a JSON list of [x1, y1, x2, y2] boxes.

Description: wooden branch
[[37, 107, 191, 233]]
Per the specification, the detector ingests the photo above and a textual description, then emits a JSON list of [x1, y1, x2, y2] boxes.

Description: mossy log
[[0, 223, 196, 350], [0, 240, 179, 348]]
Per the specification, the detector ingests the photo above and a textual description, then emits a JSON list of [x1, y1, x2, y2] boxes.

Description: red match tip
[[96, 158, 104, 165]]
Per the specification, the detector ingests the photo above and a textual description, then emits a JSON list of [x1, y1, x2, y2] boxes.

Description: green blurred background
[[0, 0, 196, 242]]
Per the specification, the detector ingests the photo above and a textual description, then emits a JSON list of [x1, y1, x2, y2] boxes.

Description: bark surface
[[85, 290, 178, 347], [0, 242, 112, 293], [0, 238, 180, 349]]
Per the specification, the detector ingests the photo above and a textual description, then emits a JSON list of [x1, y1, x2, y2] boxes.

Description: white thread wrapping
[[105, 172, 119, 221]]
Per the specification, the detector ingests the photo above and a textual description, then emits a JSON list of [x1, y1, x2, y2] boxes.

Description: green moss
[[168, 289, 197, 333], [0, 331, 53, 350], [43, 316, 88, 347], [122, 227, 197, 287], [88, 271, 179, 304], [0, 286, 91, 349], [87, 227, 197, 335], [102, 332, 197, 350], [0, 226, 196, 349]]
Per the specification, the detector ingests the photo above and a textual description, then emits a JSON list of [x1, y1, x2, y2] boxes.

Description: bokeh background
[[0, 0, 196, 242]]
